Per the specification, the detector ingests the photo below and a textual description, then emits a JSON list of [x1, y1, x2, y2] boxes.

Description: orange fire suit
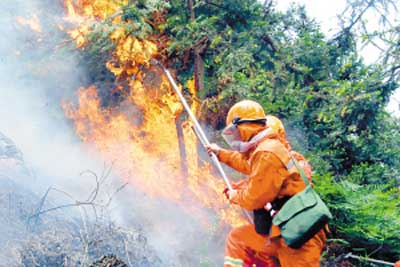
[[219, 135, 326, 267], [395, 261, 400, 267]]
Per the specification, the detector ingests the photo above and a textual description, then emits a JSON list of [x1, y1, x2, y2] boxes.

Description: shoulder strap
[[289, 156, 311, 187]]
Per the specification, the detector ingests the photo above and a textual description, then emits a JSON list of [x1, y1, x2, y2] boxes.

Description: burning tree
[[61, 0, 247, 230]]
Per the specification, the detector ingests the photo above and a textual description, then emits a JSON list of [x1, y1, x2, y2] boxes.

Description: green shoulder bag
[[272, 156, 332, 249]]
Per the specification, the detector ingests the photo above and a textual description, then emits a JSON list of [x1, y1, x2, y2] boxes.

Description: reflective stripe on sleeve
[[224, 256, 244, 267]]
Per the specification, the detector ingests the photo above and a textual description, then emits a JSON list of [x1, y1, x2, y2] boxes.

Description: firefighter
[[206, 100, 325, 267], [396, 260, 400, 267]]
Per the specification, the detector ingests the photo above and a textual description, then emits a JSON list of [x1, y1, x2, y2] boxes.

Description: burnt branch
[[28, 163, 127, 222]]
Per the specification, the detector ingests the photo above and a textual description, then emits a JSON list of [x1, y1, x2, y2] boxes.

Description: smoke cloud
[[0, 0, 96, 190]]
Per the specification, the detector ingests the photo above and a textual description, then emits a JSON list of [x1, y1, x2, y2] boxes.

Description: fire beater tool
[[151, 59, 252, 222], [190, 125, 253, 223], [150, 59, 233, 191]]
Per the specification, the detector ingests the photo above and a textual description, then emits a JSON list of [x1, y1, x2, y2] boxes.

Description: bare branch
[[343, 0, 375, 33], [81, 170, 100, 202], [28, 165, 126, 222], [123, 237, 133, 267], [28, 202, 99, 219], [104, 182, 129, 207]]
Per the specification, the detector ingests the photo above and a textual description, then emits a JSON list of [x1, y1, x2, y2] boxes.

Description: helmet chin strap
[[230, 128, 273, 153]]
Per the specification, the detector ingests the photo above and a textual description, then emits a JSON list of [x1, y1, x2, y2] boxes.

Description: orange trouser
[[224, 224, 326, 267]]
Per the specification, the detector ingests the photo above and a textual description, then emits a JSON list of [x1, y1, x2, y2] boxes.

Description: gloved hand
[[205, 143, 221, 156], [227, 189, 238, 203], [395, 260, 400, 267], [222, 188, 238, 203]]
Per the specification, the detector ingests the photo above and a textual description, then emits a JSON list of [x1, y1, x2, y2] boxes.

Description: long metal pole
[[345, 253, 395, 266], [153, 60, 252, 222], [155, 61, 233, 191], [191, 126, 253, 222]]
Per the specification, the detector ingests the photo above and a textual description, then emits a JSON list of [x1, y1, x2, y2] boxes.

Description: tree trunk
[[188, 0, 195, 20], [188, 0, 205, 93], [175, 114, 188, 177], [194, 52, 205, 92], [188, 0, 207, 167]]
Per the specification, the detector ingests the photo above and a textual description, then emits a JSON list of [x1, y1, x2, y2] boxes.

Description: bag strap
[[288, 156, 311, 187]]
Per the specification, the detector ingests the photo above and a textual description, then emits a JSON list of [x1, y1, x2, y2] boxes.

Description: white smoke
[[0, 0, 98, 192]]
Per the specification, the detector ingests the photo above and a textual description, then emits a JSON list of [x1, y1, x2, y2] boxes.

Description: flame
[[16, 15, 42, 32], [62, 0, 246, 228], [63, 0, 128, 47], [64, 0, 127, 20]]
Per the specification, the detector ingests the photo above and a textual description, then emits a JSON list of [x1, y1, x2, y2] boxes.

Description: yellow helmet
[[265, 115, 285, 136], [226, 100, 266, 126], [266, 115, 291, 149]]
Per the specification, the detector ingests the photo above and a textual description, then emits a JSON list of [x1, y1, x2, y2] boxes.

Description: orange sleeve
[[232, 179, 249, 190], [231, 151, 286, 210], [395, 261, 400, 267], [218, 148, 251, 175]]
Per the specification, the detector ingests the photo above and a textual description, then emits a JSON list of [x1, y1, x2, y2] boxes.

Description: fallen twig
[[28, 164, 126, 221]]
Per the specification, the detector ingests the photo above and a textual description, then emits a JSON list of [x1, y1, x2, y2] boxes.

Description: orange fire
[[62, 0, 246, 227]]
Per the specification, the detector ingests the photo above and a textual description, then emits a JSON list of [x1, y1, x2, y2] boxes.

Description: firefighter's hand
[[205, 143, 221, 156], [227, 189, 238, 204]]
